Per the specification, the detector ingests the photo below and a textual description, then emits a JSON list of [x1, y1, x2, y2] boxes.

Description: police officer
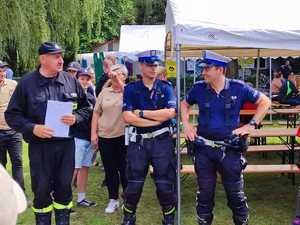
[[5, 41, 90, 225], [121, 50, 177, 225], [181, 51, 271, 225]]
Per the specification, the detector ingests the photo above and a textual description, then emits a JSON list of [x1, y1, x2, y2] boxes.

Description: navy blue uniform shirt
[[186, 79, 260, 140], [123, 79, 176, 133], [5, 70, 90, 143]]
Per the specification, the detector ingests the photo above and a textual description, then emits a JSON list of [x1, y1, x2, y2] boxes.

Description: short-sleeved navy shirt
[[123, 79, 176, 133], [185, 78, 260, 140]]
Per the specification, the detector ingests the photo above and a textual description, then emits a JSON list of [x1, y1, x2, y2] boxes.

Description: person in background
[[0, 61, 14, 80], [66, 61, 81, 78], [95, 54, 116, 97], [72, 68, 96, 207], [91, 64, 128, 214], [280, 60, 293, 80], [0, 62, 27, 201], [271, 70, 284, 95], [157, 66, 167, 81], [85, 67, 96, 97]]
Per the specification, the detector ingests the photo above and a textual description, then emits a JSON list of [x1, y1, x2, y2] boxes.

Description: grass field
[[9, 140, 300, 225]]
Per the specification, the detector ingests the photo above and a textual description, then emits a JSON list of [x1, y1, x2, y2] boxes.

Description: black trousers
[[99, 135, 127, 200], [29, 139, 75, 210], [0, 129, 25, 191]]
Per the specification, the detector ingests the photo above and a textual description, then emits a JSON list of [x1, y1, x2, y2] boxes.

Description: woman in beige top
[[91, 64, 128, 214]]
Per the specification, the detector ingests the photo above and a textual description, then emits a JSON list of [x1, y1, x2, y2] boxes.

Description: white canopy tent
[[165, 0, 300, 58], [166, 0, 300, 224]]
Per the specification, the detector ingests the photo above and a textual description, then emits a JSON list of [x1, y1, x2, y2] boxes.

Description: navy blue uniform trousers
[[194, 145, 248, 224], [123, 133, 176, 212]]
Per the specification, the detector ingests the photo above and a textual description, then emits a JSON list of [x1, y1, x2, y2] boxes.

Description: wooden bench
[[179, 164, 300, 174], [272, 101, 292, 109]]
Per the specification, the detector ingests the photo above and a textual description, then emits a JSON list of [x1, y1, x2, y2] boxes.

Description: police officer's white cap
[[201, 50, 232, 67], [136, 50, 162, 65]]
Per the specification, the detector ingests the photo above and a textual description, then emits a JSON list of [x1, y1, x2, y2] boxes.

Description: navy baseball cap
[[38, 41, 64, 55], [0, 61, 8, 68], [137, 50, 162, 65], [67, 61, 81, 71], [200, 50, 231, 68], [77, 68, 91, 77]]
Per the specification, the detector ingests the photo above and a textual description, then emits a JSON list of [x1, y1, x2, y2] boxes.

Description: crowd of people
[[9, 40, 300, 225]]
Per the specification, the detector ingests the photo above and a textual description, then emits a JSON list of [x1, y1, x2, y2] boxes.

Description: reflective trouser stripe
[[32, 205, 53, 213], [164, 207, 176, 216], [122, 205, 134, 214], [53, 201, 73, 210]]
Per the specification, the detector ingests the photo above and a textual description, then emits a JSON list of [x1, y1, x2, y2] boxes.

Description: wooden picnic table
[[272, 108, 300, 127]]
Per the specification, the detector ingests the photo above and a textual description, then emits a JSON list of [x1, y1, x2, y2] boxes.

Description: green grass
[[7, 140, 300, 225]]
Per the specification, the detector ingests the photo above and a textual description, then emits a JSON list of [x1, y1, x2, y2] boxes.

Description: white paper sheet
[[45, 100, 73, 138]]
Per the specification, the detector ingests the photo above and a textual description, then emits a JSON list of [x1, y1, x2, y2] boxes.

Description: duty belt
[[129, 127, 170, 143], [195, 136, 225, 148], [139, 127, 170, 139]]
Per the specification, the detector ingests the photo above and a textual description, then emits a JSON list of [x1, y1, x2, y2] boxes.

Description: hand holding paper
[[45, 100, 73, 137], [33, 125, 54, 139], [61, 114, 76, 126]]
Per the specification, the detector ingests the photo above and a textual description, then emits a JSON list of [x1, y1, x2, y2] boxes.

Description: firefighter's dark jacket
[[4, 70, 91, 143]]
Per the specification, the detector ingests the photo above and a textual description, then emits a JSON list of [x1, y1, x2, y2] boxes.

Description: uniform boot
[[197, 214, 213, 225], [35, 212, 51, 225], [162, 214, 175, 225], [233, 215, 248, 225], [54, 209, 70, 225], [121, 212, 136, 225]]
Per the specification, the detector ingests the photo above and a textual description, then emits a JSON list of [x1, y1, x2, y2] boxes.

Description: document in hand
[[45, 100, 73, 138]]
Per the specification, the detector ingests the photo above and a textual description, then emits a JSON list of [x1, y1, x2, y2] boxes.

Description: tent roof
[[165, 0, 300, 57], [119, 25, 166, 53]]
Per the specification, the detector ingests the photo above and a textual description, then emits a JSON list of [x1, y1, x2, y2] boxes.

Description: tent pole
[[183, 57, 186, 96], [256, 49, 260, 89], [269, 57, 273, 122], [175, 43, 181, 225]]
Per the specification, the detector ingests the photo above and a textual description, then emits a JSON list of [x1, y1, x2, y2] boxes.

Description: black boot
[[233, 215, 248, 225], [162, 214, 175, 225], [121, 212, 136, 225], [55, 209, 70, 225], [197, 213, 213, 225], [35, 212, 51, 225]]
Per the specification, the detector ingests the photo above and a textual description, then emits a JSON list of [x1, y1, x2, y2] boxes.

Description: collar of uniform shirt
[[37, 70, 65, 86], [205, 78, 230, 92]]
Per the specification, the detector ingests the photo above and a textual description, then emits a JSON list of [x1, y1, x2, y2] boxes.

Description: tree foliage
[[135, 0, 166, 25], [0, 0, 166, 75], [0, 0, 105, 74]]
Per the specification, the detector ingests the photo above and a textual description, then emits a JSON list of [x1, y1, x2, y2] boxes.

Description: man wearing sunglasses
[[181, 50, 271, 225]]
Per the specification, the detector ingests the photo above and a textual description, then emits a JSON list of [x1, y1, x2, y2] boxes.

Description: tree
[[0, 0, 104, 75], [135, 0, 166, 25]]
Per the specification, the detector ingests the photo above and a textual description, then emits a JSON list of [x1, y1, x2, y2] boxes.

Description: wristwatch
[[248, 118, 258, 128], [139, 110, 144, 118]]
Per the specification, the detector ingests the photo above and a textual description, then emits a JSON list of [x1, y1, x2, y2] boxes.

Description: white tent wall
[[166, 0, 300, 53]]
